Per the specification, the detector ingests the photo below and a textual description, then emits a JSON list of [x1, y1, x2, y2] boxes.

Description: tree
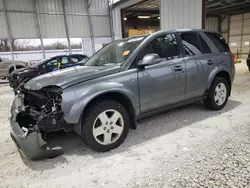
[[0, 39, 10, 52], [0, 39, 31, 52], [71, 43, 81, 49], [52, 41, 67, 50]]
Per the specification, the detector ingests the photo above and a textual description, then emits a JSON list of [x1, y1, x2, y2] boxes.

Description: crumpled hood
[[24, 65, 121, 90]]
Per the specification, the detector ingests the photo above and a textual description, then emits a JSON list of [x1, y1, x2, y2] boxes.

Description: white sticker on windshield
[[128, 37, 144, 43]]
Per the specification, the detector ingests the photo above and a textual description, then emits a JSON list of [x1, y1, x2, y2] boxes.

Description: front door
[[137, 33, 186, 113]]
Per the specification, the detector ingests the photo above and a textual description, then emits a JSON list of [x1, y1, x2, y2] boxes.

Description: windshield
[[85, 36, 145, 66]]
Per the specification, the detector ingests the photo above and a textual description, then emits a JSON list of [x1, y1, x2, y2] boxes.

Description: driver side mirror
[[138, 53, 161, 68]]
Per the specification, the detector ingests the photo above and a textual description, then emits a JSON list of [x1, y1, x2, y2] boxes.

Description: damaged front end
[[8, 68, 39, 92], [10, 86, 69, 160]]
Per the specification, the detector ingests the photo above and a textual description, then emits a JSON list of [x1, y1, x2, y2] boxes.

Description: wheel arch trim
[[207, 66, 232, 95]]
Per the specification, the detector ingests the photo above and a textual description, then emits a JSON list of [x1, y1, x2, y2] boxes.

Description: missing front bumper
[[10, 117, 63, 160]]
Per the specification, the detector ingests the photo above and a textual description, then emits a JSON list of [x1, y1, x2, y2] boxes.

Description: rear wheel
[[204, 77, 229, 111], [82, 100, 130, 152]]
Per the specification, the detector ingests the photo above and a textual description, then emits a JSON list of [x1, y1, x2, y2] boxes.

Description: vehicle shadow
[[23, 99, 241, 170]]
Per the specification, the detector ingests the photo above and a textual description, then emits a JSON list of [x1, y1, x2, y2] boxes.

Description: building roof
[[112, 0, 129, 8]]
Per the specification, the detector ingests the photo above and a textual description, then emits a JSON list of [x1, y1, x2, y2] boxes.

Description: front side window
[[138, 33, 179, 61], [84, 36, 145, 66], [42, 58, 58, 69], [180, 32, 202, 56], [40, 58, 59, 72]]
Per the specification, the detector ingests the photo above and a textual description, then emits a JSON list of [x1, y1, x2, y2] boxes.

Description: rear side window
[[204, 32, 230, 52], [198, 34, 212, 54], [180, 32, 202, 56], [61, 57, 69, 65]]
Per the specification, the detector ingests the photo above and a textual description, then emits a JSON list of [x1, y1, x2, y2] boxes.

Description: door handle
[[174, 65, 182, 72], [207, 60, 214, 65]]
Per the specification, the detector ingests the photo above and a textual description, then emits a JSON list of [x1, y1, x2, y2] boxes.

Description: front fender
[[62, 82, 138, 124], [207, 65, 231, 90]]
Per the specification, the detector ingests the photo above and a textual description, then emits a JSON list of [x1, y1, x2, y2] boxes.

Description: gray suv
[[10, 29, 235, 160]]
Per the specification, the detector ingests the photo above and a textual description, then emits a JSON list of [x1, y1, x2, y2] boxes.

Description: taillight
[[230, 52, 237, 64]]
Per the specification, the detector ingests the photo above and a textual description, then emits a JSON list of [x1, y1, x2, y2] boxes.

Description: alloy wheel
[[92, 109, 124, 145], [214, 82, 227, 106]]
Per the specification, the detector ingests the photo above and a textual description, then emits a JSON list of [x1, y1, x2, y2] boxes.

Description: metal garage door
[[160, 0, 202, 30], [229, 13, 250, 58], [242, 13, 250, 57], [206, 17, 219, 32]]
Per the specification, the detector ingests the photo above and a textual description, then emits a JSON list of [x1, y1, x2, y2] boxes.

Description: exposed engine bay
[[11, 86, 70, 160], [15, 86, 69, 132]]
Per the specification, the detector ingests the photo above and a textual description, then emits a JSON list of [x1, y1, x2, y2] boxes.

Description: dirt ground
[[1, 61, 250, 188]]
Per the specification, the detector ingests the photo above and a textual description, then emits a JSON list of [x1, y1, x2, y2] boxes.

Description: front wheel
[[204, 77, 229, 111], [82, 100, 130, 152]]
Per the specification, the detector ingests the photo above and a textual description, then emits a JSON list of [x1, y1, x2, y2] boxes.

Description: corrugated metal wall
[[229, 13, 250, 57], [0, 0, 111, 39], [113, 0, 203, 39], [229, 14, 242, 55], [82, 37, 112, 57], [205, 17, 219, 32], [220, 15, 229, 42], [160, 0, 202, 29], [0, 12, 8, 39], [242, 13, 250, 56], [112, 0, 142, 39]]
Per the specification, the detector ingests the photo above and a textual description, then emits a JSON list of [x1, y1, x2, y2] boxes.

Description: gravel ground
[[1, 62, 250, 188]]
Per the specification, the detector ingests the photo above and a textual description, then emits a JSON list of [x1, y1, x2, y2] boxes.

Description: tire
[[81, 100, 130, 152], [204, 77, 229, 111]]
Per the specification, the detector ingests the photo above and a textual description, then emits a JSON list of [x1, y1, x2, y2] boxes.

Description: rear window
[[205, 32, 230, 52], [198, 34, 212, 54]]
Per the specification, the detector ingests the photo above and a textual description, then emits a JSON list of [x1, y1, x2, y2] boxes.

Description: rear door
[[202, 32, 233, 75], [178, 31, 214, 100]]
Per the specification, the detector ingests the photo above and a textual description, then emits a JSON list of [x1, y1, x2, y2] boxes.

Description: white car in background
[[0, 57, 28, 78]]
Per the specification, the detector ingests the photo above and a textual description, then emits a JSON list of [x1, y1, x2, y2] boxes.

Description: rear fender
[[207, 65, 231, 90]]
